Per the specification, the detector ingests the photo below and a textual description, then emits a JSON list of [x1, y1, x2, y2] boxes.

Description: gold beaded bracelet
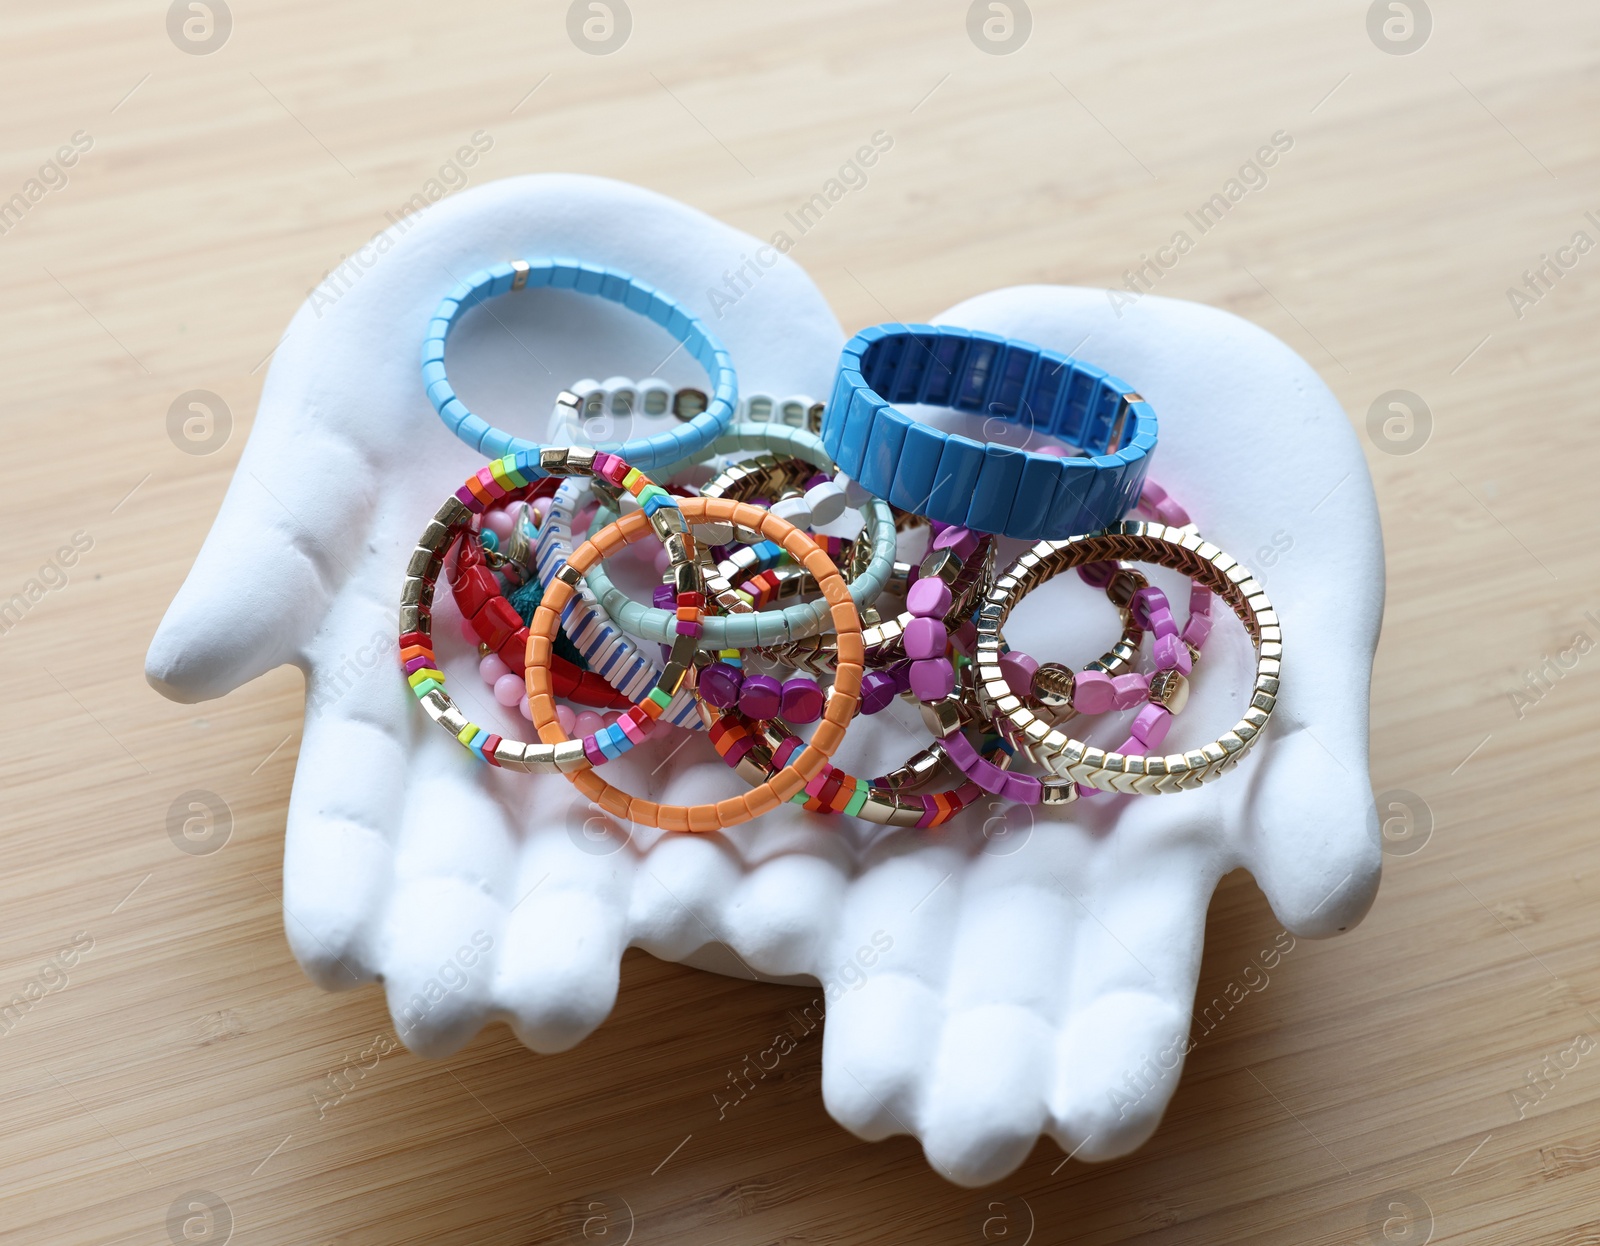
[[972, 522, 1281, 794]]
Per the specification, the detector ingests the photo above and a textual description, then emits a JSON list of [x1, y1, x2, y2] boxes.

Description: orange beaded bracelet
[[528, 496, 864, 832]]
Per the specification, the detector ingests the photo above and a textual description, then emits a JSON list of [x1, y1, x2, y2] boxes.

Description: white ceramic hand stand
[[146, 175, 1384, 1187]]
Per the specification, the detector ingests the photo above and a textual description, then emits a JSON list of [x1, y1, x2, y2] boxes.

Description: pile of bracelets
[[401, 258, 1280, 831]]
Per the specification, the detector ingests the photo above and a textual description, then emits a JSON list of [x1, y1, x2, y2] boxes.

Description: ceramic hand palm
[[146, 176, 1382, 1187]]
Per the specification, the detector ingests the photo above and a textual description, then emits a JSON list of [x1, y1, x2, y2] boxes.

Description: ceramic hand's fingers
[[619, 749, 845, 978], [609, 748, 750, 966], [1046, 990, 1191, 1160], [821, 972, 943, 1145], [279, 649, 414, 991], [370, 749, 636, 1056], [817, 819, 1218, 1184], [628, 834, 745, 965], [1043, 826, 1218, 1161], [494, 788, 637, 1054], [714, 841, 847, 979], [145, 425, 375, 703], [374, 732, 561, 1058], [816, 841, 965, 1143], [915, 873, 1076, 1185], [710, 782, 865, 977]]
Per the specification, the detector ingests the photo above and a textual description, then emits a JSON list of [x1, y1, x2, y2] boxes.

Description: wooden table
[[3, 2, 1596, 1241]]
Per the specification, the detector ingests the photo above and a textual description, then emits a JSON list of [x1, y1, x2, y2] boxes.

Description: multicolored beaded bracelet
[[422, 260, 737, 467], [761, 529, 998, 703], [400, 446, 707, 770], [703, 710, 995, 827], [527, 490, 865, 832], [687, 530, 1038, 821], [972, 522, 1281, 794], [406, 476, 630, 719]]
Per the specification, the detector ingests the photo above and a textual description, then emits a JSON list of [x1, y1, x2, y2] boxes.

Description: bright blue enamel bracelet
[[421, 259, 738, 469], [821, 323, 1158, 539]]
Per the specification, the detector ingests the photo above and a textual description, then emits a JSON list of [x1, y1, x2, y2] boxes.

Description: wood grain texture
[[2, 1, 1597, 1242]]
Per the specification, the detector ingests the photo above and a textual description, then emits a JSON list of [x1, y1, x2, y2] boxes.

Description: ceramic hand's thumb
[[1247, 721, 1382, 938], [146, 424, 368, 703]]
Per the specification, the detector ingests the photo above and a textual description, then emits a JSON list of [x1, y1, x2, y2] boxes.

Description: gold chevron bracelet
[[972, 522, 1281, 794]]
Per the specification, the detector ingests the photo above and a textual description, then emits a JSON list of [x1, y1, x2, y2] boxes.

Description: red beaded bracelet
[[448, 523, 631, 710]]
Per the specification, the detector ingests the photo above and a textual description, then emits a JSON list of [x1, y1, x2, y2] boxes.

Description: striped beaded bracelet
[[458, 492, 643, 722], [528, 491, 865, 832], [533, 479, 705, 728], [422, 260, 737, 467]]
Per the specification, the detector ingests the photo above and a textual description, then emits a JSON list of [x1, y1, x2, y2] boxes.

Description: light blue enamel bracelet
[[823, 323, 1158, 539], [421, 259, 738, 468], [584, 424, 899, 649]]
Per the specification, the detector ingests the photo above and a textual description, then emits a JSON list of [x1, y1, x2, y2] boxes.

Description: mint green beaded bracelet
[[585, 423, 898, 648]]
